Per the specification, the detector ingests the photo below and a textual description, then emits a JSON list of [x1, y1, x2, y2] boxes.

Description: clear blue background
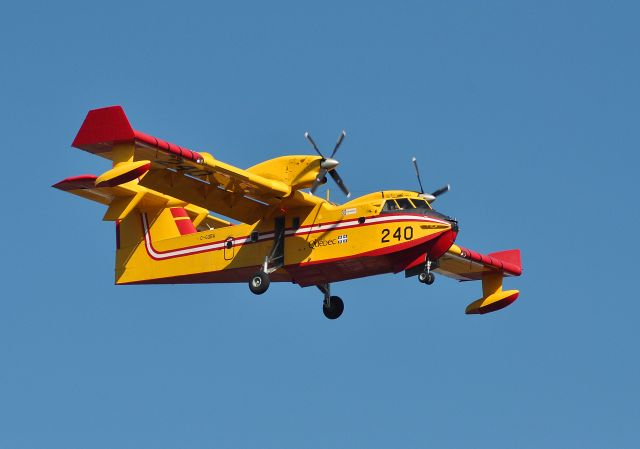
[[1, 1, 638, 448]]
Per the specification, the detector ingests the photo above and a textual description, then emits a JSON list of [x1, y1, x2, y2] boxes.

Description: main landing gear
[[318, 283, 344, 320], [248, 217, 285, 296], [248, 244, 283, 295], [246, 214, 344, 319], [249, 271, 270, 295]]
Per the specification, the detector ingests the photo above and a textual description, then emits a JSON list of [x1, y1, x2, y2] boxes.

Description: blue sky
[[1, 1, 639, 447]]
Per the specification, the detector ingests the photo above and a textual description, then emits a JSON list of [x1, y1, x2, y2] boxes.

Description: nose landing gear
[[418, 270, 435, 285], [418, 259, 436, 285]]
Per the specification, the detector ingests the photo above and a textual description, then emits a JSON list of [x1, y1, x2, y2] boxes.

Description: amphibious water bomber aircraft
[[54, 106, 522, 319]]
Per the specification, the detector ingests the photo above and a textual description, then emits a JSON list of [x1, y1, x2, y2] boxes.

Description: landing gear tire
[[249, 271, 270, 295], [323, 296, 344, 320], [418, 271, 435, 285]]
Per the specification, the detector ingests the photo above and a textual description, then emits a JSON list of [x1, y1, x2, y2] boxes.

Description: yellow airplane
[[54, 106, 522, 319]]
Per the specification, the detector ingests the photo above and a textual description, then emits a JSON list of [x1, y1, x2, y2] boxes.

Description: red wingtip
[[72, 105, 134, 150], [488, 249, 522, 276]]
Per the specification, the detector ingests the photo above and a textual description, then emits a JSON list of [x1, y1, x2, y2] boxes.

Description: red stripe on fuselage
[[138, 212, 454, 285], [140, 213, 449, 260]]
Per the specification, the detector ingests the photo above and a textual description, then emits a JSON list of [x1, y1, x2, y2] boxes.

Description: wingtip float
[[54, 106, 523, 320]]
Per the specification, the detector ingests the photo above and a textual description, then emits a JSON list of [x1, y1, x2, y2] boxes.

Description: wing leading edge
[[70, 106, 326, 224]]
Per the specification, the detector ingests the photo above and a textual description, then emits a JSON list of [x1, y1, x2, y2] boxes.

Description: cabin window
[[395, 198, 413, 210], [250, 231, 259, 242], [292, 217, 300, 230]]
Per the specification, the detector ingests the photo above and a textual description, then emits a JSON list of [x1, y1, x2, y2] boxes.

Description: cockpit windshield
[[395, 198, 413, 210], [381, 198, 431, 213], [382, 200, 399, 211], [411, 198, 429, 209]]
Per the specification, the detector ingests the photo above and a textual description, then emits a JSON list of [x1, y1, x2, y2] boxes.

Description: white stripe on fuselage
[[142, 213, 449, 260]]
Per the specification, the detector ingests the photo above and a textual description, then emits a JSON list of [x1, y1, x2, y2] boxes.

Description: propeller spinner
[[305, 130, 351, 198]]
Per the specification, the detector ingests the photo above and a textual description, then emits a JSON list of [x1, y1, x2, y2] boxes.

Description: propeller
[[305, 130, 351, 198], [412, 156, 450, 202], [411, 157, 425, 194]]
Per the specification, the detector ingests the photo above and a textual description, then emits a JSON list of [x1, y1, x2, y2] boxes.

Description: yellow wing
[[70, 106, 326, 223], [436, 244, 522, 281]]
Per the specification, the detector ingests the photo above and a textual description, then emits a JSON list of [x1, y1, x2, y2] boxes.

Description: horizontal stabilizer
[[52, 174, 231, 228]]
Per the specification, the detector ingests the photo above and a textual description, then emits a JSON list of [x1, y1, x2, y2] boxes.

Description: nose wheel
[[418, 271, 435, 285], [418, 259, 436, 285]]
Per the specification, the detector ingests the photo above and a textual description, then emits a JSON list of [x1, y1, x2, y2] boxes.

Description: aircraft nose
[[448, 217, 459, 232], [424, 209, 458, 231]]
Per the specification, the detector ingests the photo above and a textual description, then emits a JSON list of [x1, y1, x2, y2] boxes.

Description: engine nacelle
[[95, 160, 151, 188]]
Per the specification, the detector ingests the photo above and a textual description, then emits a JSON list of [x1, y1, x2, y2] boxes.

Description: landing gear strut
[[318, 284, 344, 320], [248, 252, 280, 295], [247, 217, 285, 296]]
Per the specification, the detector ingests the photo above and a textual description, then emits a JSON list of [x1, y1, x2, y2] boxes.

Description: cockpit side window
[[382, 200, 399, 211], [395, 198, 413, 210]]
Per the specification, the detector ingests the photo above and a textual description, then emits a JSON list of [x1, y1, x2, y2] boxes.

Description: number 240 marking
[[381, 226, 413, 243]]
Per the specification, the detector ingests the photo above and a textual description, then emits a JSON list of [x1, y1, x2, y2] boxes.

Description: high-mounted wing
[[71, 106, 325, 224], [436, 245, 522, 280], [436, 245, 523, 314]]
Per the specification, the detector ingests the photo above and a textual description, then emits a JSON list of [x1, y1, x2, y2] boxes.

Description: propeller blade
[[304, 132, 323, 157], [310, 168, 328, 194], [329, 130, 346, 158], [431, 184, 450, 198], [329, 169, 351, 198], [411, 157, 424, 194]]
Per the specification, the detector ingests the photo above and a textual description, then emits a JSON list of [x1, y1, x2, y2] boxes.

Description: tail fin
[[115, 207, 187, 284], [53, 175, 231, 284]]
